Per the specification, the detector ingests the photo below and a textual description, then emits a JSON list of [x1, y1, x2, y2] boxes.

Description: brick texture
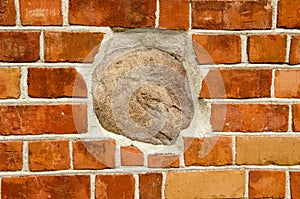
[[28, 68, 87, 98], [248, 34, 287, 63], [2, 175, 90, 198], [0, 32, 40, 62], [290, 36, 300, 65], [292, 104, 300, 132], [69, 0, 156, 28], [73, 140, 116, 169], [44, 31, 104, 63], [96, 174, 135, 199], [277, 0, 300, 29], [0, 104, 87, 135], [275, 70, 300, 98], [249, 170, 285, 198], [165, 170, 245, 198], [290, 172, 300, 199], [121, 146, 144, 166], [0, 0, 15, 25], [139, 173, 162, 199], [192, 0, 272, 30], [0, 68, 20, 99], [148, 154, 180, 168], [200, 69, 272, 98], [0, 142, 22, 171], [20, 0, 62, 25]]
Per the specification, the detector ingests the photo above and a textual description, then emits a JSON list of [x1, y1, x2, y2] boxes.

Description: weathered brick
[[200, 69, 272, 98], [0, 141, 22, 171], [0, 68, 20, 99], [96, 174, 135, 199], [211, 104, 289, 132], [0, 0, 15, 25], [28, 68, 87, 98], [193, 35, 241, 64], [121, 146, 144, 166], [236, 136, 300, 165], [69, 0, 156, 28], [73, 140, 116, 169], [159, 0, 189, 30], [184, 137, 232, 166], [249, 170, 285, 198], [277, 0, 300, 29], [20, 0, 62, 25], [148, 154, 180, 168], [290, 172, 300, 199], [29, 140, 70, 171], [44, 31, 104, 63], [192, 0, 272, 30], [290, 36, 300, 65], [275, 70, 300, 98], [292, 104, 300, 131], [165, 170, 245, 198], [139, 173, 162, 199], [0, 32, 40, 62], [2, 175, 90, 198], [248, 34, 287, 63], [0, 104, 87, 135]]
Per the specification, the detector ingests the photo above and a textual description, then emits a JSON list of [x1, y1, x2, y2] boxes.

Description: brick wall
[[0, 0, 299, 198]]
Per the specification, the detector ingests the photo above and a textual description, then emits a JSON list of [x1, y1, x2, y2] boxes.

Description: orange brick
[[248, 34, 287, 63], [0, 0, 16, 25], [159, 0, 189, 30], [277, 0, 300, 29], [275, 70, 300, 98], [290, 36, 300, 65], [29, 140, 70, 171], [148, 154, 180, 168], [0, 104, 87, 135], [96, 174, 135, 199], [290, 172, 300, 199], [2, 175, 90, 198], [20, 0, 62, 25], [165, 170, 245, 198], [73, 140, 116, 169], [0, 142, 22, 171], [139, 173, 162, 199], [236, 136, 300, 165], [192, 0, 272, 30], [292, 104, 300, 131], [0, 68, 20, 99], [69, 0, 156, 28], [28, 68, 87, 98], [0, 32, 40, 62], [44, 31, 104, 63], [121, 146, 144, 166], [193, 35, 241, 64], [184, 137, 232, 166], [249, 170, 285, 198], [200, 69, 272, 98]]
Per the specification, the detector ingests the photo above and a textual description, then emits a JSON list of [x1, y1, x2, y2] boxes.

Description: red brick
[[0, 32, 40, 62], [290, 36, 300, 65], [20, 0, 62, 25], [184, 137, 232, 166], [290, 172, 300, 199], [0, 0, 15, 25], [0, 141, 22, 171], [211, 104, 289, 132], [121, 146, 144, 166], [192, 0, 272, 30], [73, 140, 116, 169], [193, 35, 241, 64], [148, 154, 180, 168], [200, 69, 272, 98], [277, 0, 300, 29], [69, 0, 156, 28], [0, 68, 20, 99], [249, 170, 285, 198], [159, 0, 189, 30], [28, 68, 87, 98], [292, 104, 300, 132], [0, 104, 87, 135], [248, 34, 287, 63], [44, 31, 104, 63], [275, 70, 300, 98], [29, 140, 70, 171], [139, 173, 162, 199], [2, 175, 90, 199], [96, 174, 135, 199]]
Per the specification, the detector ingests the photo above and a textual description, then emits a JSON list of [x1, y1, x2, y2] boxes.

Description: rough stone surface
[[277, 0, 300, 29], [0, 0, 15, 25], [290, 36, 300, 65], [121, 146, 144, 166], [139, 173, 162, 199], [0, 142, 22, 171], [0, 68, 20, 99]]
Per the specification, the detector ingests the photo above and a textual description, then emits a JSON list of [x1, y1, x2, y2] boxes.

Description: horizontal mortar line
[[0, 134, 83, 141], [0, 98, 88, 105], [204, 98, 300, 104], [199, 63, 300, 69], [0, 26, 112, 32], [0, 62, 93, 68], [207, 132, 300, 137], [191, 29, 300, 34]]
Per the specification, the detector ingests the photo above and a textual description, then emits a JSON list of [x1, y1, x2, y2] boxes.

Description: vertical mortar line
[[161, 172, 166, 199], [271, 69, 276, 98], [288, 104, 293, 132], [286, 170, 291, 199], [39, 30, 45, 62], [69, 140, 73, 169], [20, 67, 28, 99], [271, 0, 279, 30], [241, 34, 248, 63], [244, 169, 249, 198], [62, 0, 69, 26], [134, 174, 140, 199], [14, 0, 21, 26], [285, 35, 292, 63], [232, 136, 236, 165], [155, 0, 160, 28], [90, 174, 96, 199], [22, 141, 29, 172], [188, 0, 192, 31], [115, 141, 121, 168]]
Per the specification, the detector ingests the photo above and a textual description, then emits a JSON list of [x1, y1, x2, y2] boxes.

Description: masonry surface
[[0, 0, 299, 198]]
